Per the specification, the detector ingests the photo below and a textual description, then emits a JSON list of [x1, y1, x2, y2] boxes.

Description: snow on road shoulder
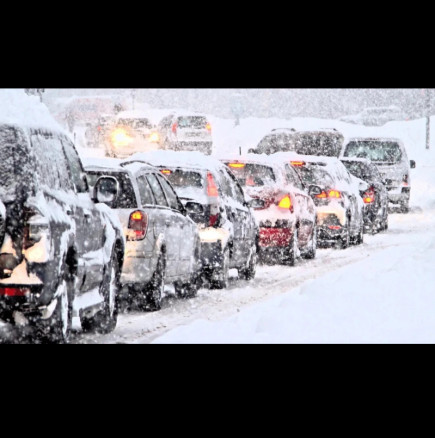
[[153, 210, 435, 344]]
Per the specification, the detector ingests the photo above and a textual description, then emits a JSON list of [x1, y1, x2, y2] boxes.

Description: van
[[340, 137, 416, 213]]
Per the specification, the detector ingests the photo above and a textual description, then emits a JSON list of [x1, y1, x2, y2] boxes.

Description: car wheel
[[144, 255, 165, 311], [81, 252, 121, 334], [238, 244, 257, 280], [210, 247, 230, 289], [283, 228, 298, 266], [400, 202, 410, 214], [336, 222, 350, 249], [40, 278, 73, 344], [303, 225, 317, 259], [356, 223, 364, 245]]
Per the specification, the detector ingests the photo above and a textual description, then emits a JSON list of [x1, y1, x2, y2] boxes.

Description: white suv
[[157, 113, 213, 155]]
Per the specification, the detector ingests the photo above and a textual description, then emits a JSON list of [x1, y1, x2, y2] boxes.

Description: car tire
[[238, 245, 257, 280], [336, 222, 350, 249], [81, 252, 121, 334], [144, 255, 165, 311], [210, 247, 230, 289], [40, 278, 73, 344], [283, 228, 298, 266], [400, 202, 410, 214], [303, 225, 317, 259], [355, 223, 364, 245]]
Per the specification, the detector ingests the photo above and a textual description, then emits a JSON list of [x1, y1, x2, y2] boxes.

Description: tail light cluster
[[363, 186, 376, 204], [315, 190, 342, 199], [128, 210, 148, 241], [403, 174, 409, 186], [171, 122, 178, 134], [277, 194, 294, 213], [206, 122, 212, 133]]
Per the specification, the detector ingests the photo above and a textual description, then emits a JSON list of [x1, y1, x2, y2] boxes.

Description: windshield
[[225, 163, 276, 187], [344, 141, 403, 163]]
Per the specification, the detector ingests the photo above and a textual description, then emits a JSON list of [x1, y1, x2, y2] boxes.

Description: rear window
[[86, 171, 138, 208], [225, 163, 276, 187], [162, 169, 204, 189], [256, 133, 294, 154], [341, 161, 380, 181], [293, 133, 343, 157], [118, 118, 153, 129], [177, 116, 208, 129], [343, 141, 403, 163], [297, 165, 335, 188]]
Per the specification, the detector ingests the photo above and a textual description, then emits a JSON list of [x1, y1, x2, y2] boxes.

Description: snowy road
[[72, 208, 429, 344]]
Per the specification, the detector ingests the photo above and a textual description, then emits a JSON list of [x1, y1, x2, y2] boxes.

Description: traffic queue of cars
[[0, 110, 415, 343]]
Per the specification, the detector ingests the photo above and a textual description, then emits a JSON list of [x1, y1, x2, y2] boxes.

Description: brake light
[[403, 174, 409, 186], [290, 161, 306, 167], [209, 213, 219, 227], [315, 190, 342, 199], [161, 169, 172, 175], [315, 191, 327, 199], [128, 210, 148, 241], [207, 172, 219, 197], [0, 287, 31, 297], [228, 163, 246, 168], [278, 195, 292, 210], [172, 122, 178, 134], [206, 122, 212, 133], [328, 190, 341, 198], [363, 186, 375, 204]]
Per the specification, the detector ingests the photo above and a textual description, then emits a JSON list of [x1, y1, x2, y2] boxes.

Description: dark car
[[340, 158, 389, 233], [222, 155, 317, 265], [0, 124, 125, 343], [249, 128, 296, 155], [126, 151, 259, 289], [85, 160, 202, 310]]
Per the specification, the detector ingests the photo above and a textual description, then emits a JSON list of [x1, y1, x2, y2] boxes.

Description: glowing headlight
[[149, 132, 160, 143], [111, 128, 133, 147], [198, 227, 230, 248]]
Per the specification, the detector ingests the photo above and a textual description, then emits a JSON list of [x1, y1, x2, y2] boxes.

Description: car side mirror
[[93, 176, 119, 207], [308, 185, 323, 197], [248, 198, 266, 209], [410, 160, 416, 169]]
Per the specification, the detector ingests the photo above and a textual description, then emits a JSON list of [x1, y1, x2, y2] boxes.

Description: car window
[[217, 169, 235, 198], [31, 132, 73, 192], [61, 137, 88, 193], [156, 174, 180, 210], [136, 175, 156, 206], [344, 141, 403, 163], [224, 169, 246, 204], [284, 164, 305, 190], [162, 169, 204, 188], [226, 163, 276, 187], [177, 116, 207, 129], [146, 174, 168, 207]]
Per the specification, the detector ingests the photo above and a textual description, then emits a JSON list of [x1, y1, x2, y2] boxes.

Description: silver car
[[341, 137, 416, 213]]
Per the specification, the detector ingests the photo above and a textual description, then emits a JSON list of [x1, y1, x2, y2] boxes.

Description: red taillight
[[172, 122, 178, 134], [207, 172, 219, 197], [278, 195, 292, 210], [0, 287, 30, 297], [128, 210, 148, 241], [206, 122, 212, 133], [209, 214, 219, 227], [290, 161, 306, 167], [403, 174, 409, 186], [363, 186, 375, 204]]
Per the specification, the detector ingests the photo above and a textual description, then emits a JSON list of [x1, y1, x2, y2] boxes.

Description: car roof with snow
[[127, 151, 228, 175]]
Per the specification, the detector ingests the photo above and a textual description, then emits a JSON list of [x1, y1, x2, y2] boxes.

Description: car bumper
[[120, 246, 154, 286], [387, 187, 410, 204], [258, 227, 295, 248]]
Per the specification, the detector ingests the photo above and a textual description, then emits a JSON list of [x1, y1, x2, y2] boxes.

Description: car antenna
[[239, 146, 242, 156]]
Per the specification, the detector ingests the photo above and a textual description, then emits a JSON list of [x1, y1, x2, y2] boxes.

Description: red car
[[222, 155, 317, 265]]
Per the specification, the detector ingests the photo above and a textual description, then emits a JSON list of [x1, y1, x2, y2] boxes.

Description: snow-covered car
[[125, 151, 258, 289], [157, 113, 213, 155], [341, 137, 416, 213], [275, 152, 366, 248], [250, 128, 344, 158], [104, 112, 160, 158], [0, 123, 125, 343], [340, 158, 389, 233], [222, 154, 317, 265], [85, 160, 202, 310]]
